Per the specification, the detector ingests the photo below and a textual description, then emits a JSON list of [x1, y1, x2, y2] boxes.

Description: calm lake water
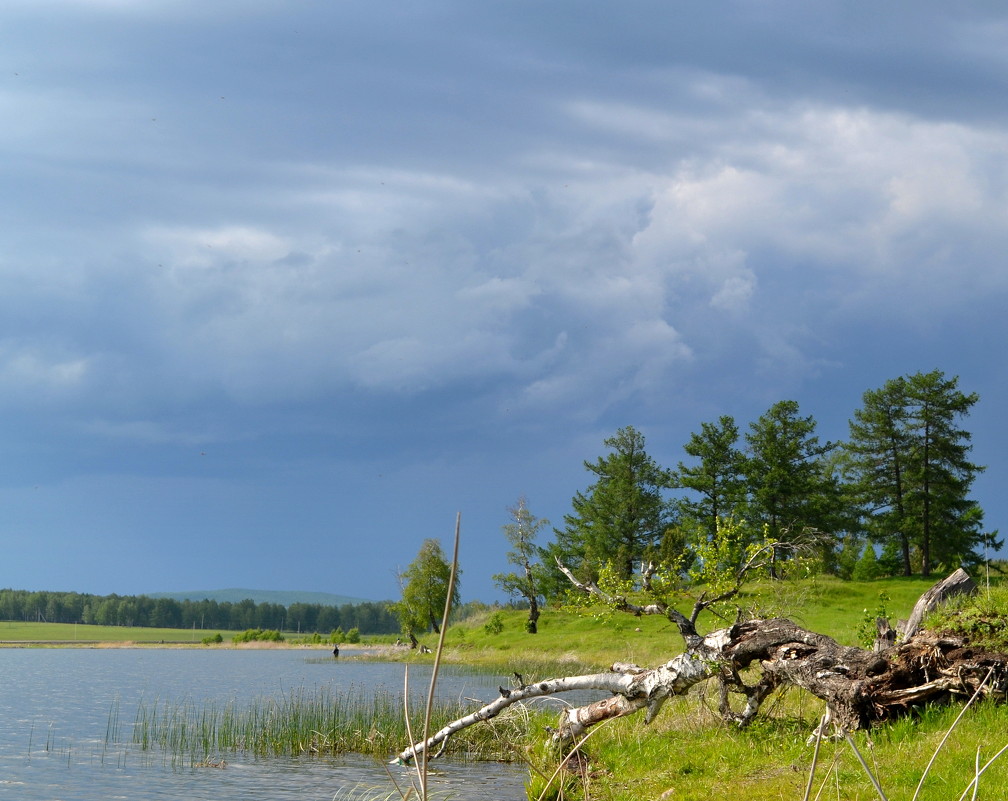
[[0, 647, 550, 800]]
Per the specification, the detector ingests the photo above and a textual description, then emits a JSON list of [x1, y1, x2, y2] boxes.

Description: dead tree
[[395, 565, 1008, 765]]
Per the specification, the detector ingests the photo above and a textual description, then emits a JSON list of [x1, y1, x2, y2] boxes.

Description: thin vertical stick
[[401, 666, 422, 799], [803, 713, 826, 801], [912, 667, 993, 801], [420, 512, 461, 798], [844, 731, 889, 801]]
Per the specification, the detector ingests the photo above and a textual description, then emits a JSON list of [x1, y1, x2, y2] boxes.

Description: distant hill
[[147, 588, 374, 607]]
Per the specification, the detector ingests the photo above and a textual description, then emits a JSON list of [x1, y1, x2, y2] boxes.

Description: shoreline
[[0, 640, 410, 654]]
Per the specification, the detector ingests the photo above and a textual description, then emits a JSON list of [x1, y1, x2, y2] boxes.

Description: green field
[[403, 574, 942, 671], [0, 620, 241, 644]]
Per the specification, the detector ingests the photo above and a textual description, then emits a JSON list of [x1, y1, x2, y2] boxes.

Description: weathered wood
[[898, 567, 976, 641], [395, 570, 1007, 764]]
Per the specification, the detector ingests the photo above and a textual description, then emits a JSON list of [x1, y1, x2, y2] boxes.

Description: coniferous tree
[[846, 377, 914, 575], [552, 426, 672, 582], [846, 370, 997, 576], [673, 415, 748, 541], [743, 400, 841, 574]]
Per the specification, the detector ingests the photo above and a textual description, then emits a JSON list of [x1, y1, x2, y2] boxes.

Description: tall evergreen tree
[[846, 376, 914, 575], [743, 400, 840, 574], [552, 426, 672, 582], [673, 415, 747, 541], [845, 370, 997, 576], [904, 370, 992, 575]]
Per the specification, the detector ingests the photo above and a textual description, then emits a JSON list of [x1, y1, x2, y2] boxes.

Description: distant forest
[[0, 588, 400, 634]]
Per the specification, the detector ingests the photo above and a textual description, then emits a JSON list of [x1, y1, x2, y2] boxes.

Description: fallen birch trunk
[[394, 570, 1008, 765]]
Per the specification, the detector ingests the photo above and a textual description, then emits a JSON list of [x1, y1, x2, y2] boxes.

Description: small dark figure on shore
[[332, 644, 339, 658]]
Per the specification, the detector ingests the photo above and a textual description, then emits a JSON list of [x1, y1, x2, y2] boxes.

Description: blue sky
[[3, 1, 1007, 603]]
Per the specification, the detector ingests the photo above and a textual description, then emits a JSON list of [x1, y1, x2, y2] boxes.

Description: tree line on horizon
[[0, 588, 401, 633]]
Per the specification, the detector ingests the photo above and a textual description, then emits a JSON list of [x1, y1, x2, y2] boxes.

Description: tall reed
[[126, 684, 531, 763]]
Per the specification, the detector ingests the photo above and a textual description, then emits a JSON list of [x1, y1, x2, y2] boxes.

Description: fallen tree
[[396, 565, 1008, 765]]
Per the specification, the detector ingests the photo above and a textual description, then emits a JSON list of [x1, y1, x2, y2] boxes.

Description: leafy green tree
[[673, 415, 748, 542], [551, 426, 673, 583], [743, 400, 841, 575], [390, 538, 460, 648], [492, 497, 549, 633]]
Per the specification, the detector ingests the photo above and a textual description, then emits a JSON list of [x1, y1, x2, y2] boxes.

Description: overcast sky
[[3, 1, 1006, 604]]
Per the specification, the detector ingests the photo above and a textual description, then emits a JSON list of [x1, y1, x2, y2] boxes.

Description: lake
[[0, 647, 559, 800]]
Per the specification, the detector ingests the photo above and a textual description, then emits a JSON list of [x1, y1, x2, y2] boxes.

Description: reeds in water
[[127, 684, 531, 763]]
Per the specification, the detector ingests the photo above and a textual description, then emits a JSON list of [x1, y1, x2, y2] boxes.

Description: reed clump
[[129, 685, 536, 762]]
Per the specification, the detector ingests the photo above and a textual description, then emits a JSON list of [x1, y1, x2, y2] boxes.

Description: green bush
[[232, 628, 285, 643], [345, 627, 360, 643], [484, 611, 505, 635], [201, 632, 223, 644], [852, 545, 882, 581]]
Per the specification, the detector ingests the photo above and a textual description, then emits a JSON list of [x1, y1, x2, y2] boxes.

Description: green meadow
[[0, 620, 241, 644]]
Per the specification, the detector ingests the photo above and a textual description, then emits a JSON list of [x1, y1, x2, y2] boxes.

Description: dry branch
[[395, 570, 1008, 765]]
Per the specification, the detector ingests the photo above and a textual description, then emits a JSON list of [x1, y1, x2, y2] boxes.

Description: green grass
[[401, 575, 1008, 800], [560, 691, 1008, 801], [0, 620, 244, 644], [410, 575, 944, 673]]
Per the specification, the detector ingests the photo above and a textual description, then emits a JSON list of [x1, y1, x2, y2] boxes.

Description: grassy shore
[[8, 575, 1008, 799], [400, 575, 1008, 801]]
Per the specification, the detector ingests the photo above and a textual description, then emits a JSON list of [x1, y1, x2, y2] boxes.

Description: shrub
[[232, 628, 285, 643], [853, 545, 882, 581], [484, 611, 505, 635], [345, 627, 360, 643], [201, 632, 223, 645]]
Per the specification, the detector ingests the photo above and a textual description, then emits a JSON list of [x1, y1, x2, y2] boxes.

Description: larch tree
[[673, 415, 748, 542], [551, 425, 673, 584], [846, 376, 915, 575], [492, 496, 549, 633], [904, 370, 994, 575], [846, 370, 998, 576], [743, 400, 841, 575]]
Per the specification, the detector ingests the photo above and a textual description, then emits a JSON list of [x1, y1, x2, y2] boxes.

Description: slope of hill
[[147, 588, 374, 607]]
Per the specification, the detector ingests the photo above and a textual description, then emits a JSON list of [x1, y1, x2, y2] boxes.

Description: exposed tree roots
[[395, 568, 1008, 765]]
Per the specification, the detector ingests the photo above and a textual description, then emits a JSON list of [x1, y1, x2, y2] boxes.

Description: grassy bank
[[398, 575, 1008, 800], [406, 575, 941, 671]]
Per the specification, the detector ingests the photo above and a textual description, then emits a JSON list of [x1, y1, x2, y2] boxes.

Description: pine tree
[[552, 426, 672, 582], [743, 400, 840, 575], [673, 415, 748, 542]]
